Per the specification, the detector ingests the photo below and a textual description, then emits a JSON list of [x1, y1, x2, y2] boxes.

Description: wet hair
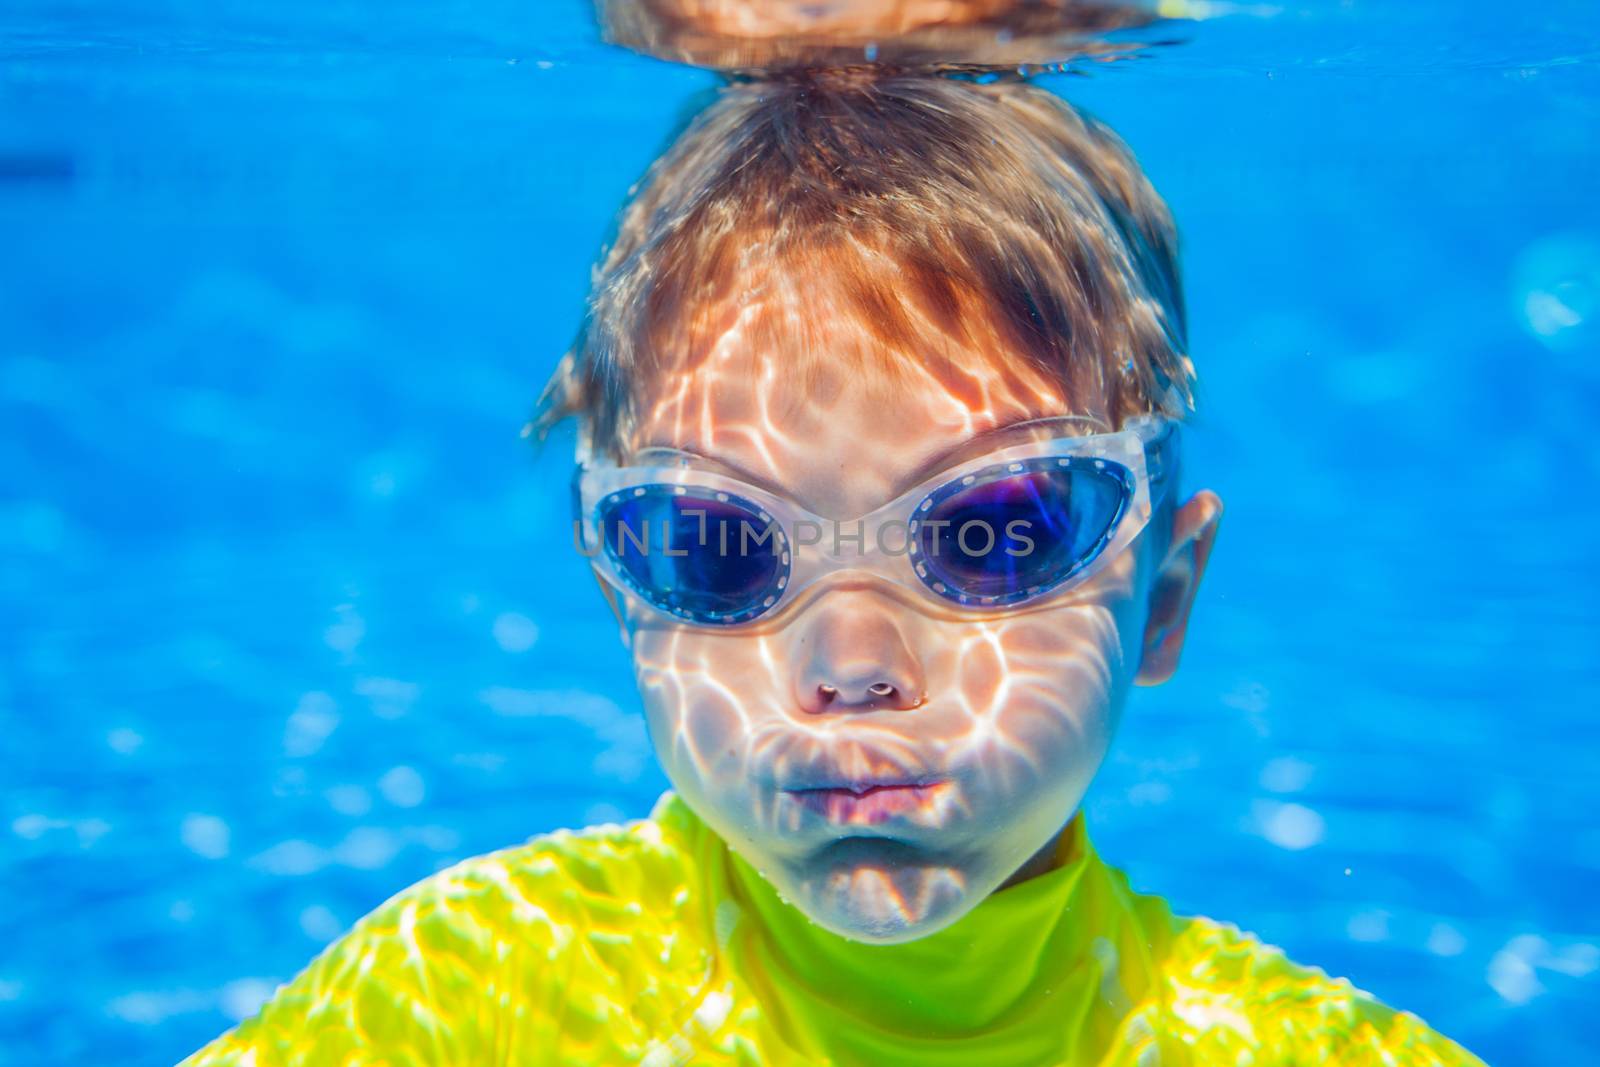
[[532, 68, 1193, 458]]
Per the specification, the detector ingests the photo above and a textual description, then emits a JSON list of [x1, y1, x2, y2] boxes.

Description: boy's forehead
[[629, 331, 1104, 518], [621, 245, 1116, 512]]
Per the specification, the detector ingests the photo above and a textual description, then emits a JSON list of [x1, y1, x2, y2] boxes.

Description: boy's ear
[[592, 570, 633, 650], [1135, 490, 1223, 687]]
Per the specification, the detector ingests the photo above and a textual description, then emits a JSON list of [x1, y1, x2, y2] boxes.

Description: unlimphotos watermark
[[574, 514, 1036, 559]]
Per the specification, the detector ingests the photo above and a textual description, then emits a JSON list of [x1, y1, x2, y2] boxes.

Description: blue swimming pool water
[[3, 1, 1598, 1063]]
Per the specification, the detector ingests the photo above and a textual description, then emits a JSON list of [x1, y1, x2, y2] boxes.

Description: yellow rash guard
[[182, 791, 1484, 1066]]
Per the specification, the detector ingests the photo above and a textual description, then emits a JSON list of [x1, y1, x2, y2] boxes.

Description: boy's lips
[[782, 780, 951, 826]]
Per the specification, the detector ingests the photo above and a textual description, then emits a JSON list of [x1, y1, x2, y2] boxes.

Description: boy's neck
[[996, 816, 1078, 891]]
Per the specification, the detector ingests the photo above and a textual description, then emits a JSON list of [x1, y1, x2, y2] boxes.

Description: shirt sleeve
[[1159, 917, 1489, 1067], [178, 852, 575, 1066]]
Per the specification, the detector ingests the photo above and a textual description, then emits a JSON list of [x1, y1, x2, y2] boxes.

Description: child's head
[[537, 69, 1222, 943]]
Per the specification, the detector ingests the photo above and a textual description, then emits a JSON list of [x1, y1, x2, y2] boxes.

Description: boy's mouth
[[783, 780, 951, 826]]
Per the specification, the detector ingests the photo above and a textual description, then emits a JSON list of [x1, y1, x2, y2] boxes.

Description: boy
[[184, 66, 1483, 1067]]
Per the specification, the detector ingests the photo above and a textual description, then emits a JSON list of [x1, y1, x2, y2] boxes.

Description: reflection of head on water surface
[[597, 0, 1183, 72], [536, 0, 1223, 943]]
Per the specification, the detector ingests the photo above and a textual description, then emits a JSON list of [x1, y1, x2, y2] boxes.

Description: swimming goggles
[[572, 414, 1177, 627]]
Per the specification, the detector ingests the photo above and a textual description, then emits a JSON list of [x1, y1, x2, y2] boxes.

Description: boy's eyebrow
[[887, 412, 1112, 495], [635, 413, 1109, 502], [627, 442, 790, 499]]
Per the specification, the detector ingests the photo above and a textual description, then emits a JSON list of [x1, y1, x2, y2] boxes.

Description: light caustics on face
[[611, 275, 1158, 943]]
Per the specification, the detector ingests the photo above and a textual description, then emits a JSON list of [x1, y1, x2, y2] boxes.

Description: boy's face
[[600, 317, 1221, 944]]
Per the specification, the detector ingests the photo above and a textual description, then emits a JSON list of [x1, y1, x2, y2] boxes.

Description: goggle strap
[[1141, 419, 1179, 493]]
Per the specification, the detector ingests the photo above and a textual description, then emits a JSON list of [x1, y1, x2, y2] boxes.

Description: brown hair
[[532, 68, 1193, 458]]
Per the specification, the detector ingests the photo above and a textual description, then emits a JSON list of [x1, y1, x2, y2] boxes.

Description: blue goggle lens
[[597, 487, 788, 624], [913, 460, 1130, 605]]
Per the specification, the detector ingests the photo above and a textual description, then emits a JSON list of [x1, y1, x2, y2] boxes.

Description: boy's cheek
[[627, 597, 1135, 756], [630, 634, 757, 763], [618, 556, 1146, 780]]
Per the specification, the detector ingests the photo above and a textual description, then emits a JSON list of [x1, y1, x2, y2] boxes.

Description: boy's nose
[[791, 595, 927, 714]]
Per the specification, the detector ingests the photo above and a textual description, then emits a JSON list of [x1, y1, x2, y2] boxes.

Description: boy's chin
[[782, 852, 990, 945]]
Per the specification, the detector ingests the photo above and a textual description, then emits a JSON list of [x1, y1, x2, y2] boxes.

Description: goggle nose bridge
[[785, 506, 921, 567]]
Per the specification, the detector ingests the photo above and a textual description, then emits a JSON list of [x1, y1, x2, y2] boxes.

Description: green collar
[[657, 792, 1164, 1065]]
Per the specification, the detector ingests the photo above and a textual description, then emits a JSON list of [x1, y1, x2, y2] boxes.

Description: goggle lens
[[597, 487, 789, 624], [912, 459, 1131, 605]]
